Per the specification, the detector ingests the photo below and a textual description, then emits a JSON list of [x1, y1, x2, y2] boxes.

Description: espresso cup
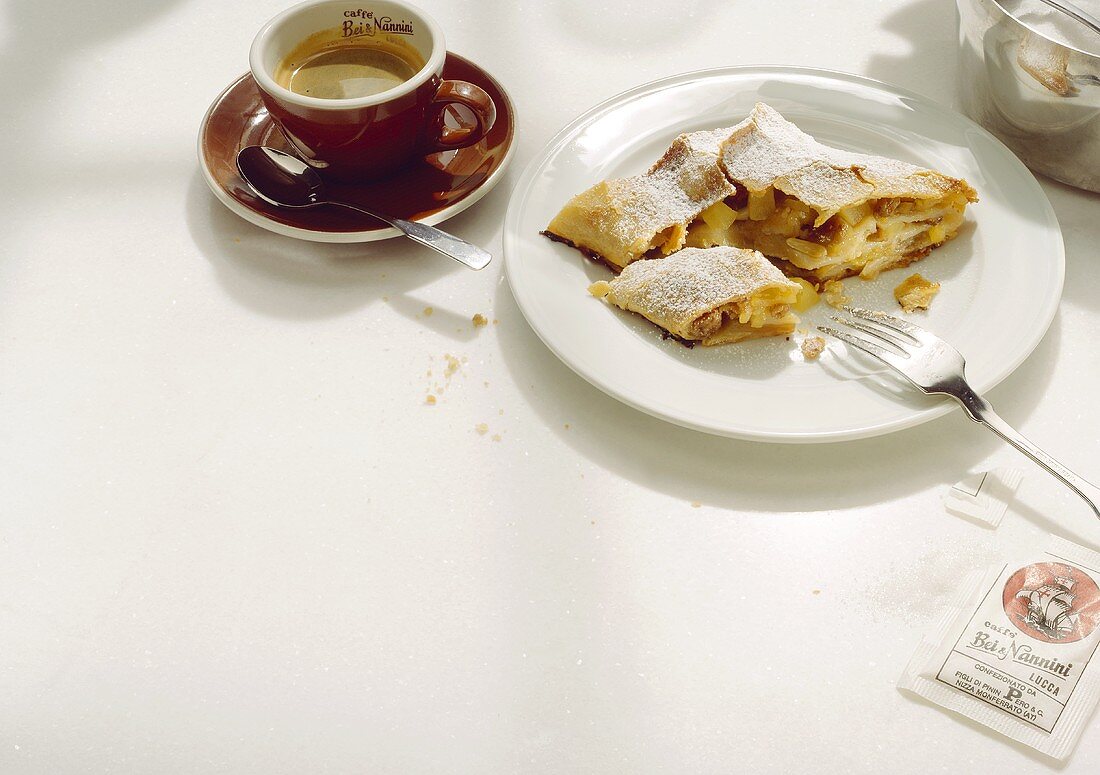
[[249, 0, 497, 181]]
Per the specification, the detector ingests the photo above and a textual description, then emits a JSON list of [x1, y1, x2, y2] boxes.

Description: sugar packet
[[898, 536, 1100, 760], [944, 468, 1024, 528]]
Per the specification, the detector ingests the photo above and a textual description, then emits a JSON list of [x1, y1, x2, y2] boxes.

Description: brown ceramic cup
[[249, 0, 497, 181]]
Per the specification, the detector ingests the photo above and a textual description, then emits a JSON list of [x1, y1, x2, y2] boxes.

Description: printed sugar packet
[[944, 468, 1024, 528], [898, 536, 1100, 760]]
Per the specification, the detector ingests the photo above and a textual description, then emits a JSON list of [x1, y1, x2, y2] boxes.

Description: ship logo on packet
[[898, 537, 1100, 759], [1002, 562, 1100, 645]]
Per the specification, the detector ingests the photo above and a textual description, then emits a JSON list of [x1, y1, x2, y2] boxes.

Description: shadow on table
[[0, 0, 188, 202], [0, 0, 187, 120], [477, 0, 717, 51], [184, 171, 506, 337], [864, 0, 961, 104], [546, 0, 714, 50], [493, 279, 1062, 513], [1038, 177, 1100, 313]]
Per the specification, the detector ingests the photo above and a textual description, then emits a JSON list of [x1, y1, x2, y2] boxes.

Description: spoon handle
[[333, 202, 491, 270], [389, 217, 492, 271]]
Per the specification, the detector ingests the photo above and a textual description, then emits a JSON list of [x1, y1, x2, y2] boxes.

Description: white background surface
[[1, 0, 1098, 772]]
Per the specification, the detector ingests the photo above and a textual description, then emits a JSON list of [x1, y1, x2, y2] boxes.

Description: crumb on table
[[472, 313, 488, 327]]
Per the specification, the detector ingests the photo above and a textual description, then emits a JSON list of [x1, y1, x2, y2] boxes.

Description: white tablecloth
[[3, 0, 1099, 772]]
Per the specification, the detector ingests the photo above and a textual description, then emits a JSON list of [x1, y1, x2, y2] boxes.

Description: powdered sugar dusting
[[547, 102, 975, 270], [607, 246, 799, 332], [720, 103, 968, 210], [605, 129, 736, 251], [546, 128, 736, 268], [672, 127, 736, 159]]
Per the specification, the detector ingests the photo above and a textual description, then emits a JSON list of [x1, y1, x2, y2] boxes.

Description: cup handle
[[424, 80, 497, 153]]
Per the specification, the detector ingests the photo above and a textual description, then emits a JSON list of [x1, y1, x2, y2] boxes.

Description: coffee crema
[[275, 33, 425, 100]]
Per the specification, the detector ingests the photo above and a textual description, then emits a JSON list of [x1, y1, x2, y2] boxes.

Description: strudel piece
[[544, 103, 977, 283], [543, 129, 736, 271], [587, 246, 800, 346], [692, 103, 978, 281]]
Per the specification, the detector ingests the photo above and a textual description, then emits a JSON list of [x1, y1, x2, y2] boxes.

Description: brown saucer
[[198, 52, 515, 242]]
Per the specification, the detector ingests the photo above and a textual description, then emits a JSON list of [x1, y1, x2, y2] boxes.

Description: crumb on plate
[[894, 273, 940, 312], [588, 280, 612, 298], [822, 280, 849, 308], [801, 336, 826, 360]]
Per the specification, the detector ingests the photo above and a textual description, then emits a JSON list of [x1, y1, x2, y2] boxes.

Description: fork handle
[[954, 387, 1100, 519]]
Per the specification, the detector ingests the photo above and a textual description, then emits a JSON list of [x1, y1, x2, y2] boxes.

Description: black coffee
[[278, 44, 421, 99]]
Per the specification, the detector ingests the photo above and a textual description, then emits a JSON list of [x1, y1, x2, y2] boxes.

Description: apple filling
[[691, 289, 798, 345], [684, 186, 971, 282]]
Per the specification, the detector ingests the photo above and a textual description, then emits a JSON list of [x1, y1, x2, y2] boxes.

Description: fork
[[819, 307, 1100, 520]]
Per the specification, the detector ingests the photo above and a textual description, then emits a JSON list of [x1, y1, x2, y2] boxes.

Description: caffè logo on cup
[[342, 8, 415, 37]]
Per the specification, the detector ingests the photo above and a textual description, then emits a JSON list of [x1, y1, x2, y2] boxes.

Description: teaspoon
[[236, 146, 491, 271]]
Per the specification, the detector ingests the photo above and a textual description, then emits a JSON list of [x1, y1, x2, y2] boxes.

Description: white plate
[[503, 67, 1064, 443]]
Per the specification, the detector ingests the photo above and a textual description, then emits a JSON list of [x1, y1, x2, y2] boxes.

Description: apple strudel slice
[[688, 103, 978, 281], [587, 246, 801, 346], [542, 129, 736, 271]]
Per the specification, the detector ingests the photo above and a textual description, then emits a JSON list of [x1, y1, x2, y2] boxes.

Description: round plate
[[503, 67, 1064, 443], [198, 52, 515, 243]]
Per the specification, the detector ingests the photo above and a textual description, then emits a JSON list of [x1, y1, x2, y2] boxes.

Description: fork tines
[[817, 306, 966, 387], [817, 307, 923, 365], [817, 324, 907, 365], [838, 307, 923, 337], [818, 305, 902, 360]]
